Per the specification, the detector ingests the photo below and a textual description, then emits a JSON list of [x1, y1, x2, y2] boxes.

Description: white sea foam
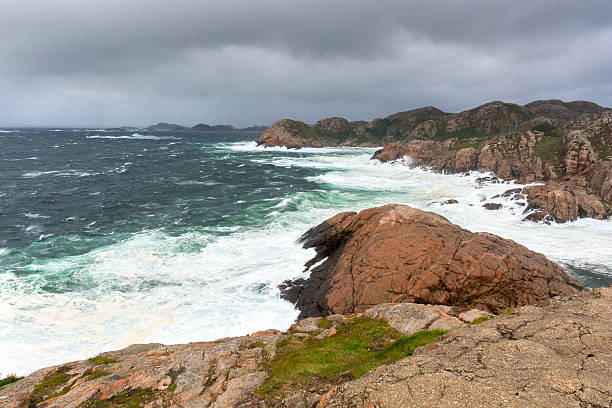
[[24, 213, 50, 219], [86, 134, 177, 140], [22, 170, 91, 178]]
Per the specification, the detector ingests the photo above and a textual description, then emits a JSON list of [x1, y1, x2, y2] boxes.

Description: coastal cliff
[[257, 100, 612, 222]]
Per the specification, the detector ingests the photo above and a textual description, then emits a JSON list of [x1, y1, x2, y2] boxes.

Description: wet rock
[[524, 183, 607, 223], [482, 203, 503, 210]]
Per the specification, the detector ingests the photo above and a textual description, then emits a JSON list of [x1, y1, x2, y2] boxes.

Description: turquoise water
[[1, 129, 611, 375]]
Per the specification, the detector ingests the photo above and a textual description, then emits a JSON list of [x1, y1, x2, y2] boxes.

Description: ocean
[[1, 128, 611, 376]]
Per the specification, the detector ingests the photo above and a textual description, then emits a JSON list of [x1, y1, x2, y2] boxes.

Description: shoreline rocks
[[256, 99, 612, 223], [280, 204, 584, 318]]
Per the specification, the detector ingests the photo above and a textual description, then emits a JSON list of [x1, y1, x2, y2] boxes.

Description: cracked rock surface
[[280, 204, 584, 318], [321, 286, 612, 408]]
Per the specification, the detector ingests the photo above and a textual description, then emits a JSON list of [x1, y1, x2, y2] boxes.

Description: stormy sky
[[1, 0, 611, 127]]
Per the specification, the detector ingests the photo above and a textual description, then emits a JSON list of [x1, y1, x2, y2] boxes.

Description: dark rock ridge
[[256, 100, 612, 222], [144, 123, 268, 132], [145, 122, 188, 131], [280, 204, 584, 319]]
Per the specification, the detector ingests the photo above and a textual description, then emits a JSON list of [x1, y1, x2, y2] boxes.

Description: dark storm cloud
[[1, 0, 611, 126]]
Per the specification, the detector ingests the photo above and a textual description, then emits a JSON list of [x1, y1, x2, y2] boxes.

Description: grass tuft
[[0, 375, 23, 387], [167, 382, 177, 393], [256, 316, 446, 402], [468, 316, 491, 326], [317, 318, 332, 329], [30, 370, 71, 407], [502, 307, 516, 315], [80, 388, 156, 407], [85, 370, 109, 382], [87, 355, 119, 366]]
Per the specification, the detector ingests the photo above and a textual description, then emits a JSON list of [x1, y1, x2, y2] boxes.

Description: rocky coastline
[[3, 101, 612, 406], [2, 204, 609, 407], [256, 100, 612, 223]]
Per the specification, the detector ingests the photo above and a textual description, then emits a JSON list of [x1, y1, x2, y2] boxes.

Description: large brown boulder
[[280, 205, 584, 318]]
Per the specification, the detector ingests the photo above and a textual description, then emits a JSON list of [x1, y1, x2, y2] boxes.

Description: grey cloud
[[0, 0, 611, 127]]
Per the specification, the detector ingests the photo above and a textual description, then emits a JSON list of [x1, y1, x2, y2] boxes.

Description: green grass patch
[[588, 137, 611, 160], [256, 316, 446, 402], [468, 316, 491, 326], [84, 370, 109, 382], [30, 370, 71, 406], [450, 140, 479, 152], [435, 126, 486, 141], [502, 307, 516, 315], [0, 375, 23, 387], [80, 388, 156, 408], [167, 382, 177, 393], [317, 318, 332, 329], [87, 355, 119, 366], [536, 135, 565, 169]]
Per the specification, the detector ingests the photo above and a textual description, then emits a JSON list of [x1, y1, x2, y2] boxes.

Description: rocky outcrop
[[280, 205, 584, 318], [523, 182, 608, 223], [372, 112, 612, 222], [320, 285, 612, 408], [146, 122, 188, 131], [373, 130, 553, 184], [255, 119, 319, 148]]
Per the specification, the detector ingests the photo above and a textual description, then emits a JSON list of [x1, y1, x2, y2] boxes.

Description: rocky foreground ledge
[[1, 289, 609, 408]]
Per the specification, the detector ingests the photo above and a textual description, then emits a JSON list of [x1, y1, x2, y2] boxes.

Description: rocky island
[[145, 123, 267, 132], [2, 205, 609, 408], [257, 100, 612, 223]]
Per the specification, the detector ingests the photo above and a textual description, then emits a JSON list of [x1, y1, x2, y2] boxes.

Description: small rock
[[290, 318, 322, 333], [483, 203, 503, 210], [251, 329, 280, 337], [314, 328, 337, 339], [502, 188, 523, 197], [429, 315, 466, 331], [459, 309, 492, 323]]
